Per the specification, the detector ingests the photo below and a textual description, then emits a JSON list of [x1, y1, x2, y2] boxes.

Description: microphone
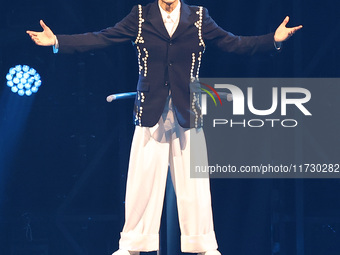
[[106, 92, 137, 102], [217, 92, 233, 102], [106, 92, 232, 102]]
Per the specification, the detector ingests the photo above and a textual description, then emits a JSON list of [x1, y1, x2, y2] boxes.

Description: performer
[[27, 0, 302, 254]]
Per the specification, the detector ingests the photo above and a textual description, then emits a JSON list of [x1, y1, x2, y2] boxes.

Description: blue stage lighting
[[6, 65, 42, 96], [11, 87, 18, 93]]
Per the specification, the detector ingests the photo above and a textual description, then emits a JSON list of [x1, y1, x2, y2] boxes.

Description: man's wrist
[[53, 36, 59, 54], [274, 40, 282, 50]]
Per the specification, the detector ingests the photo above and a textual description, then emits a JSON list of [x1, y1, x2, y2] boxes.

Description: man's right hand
[[27, 20, 56, 46]]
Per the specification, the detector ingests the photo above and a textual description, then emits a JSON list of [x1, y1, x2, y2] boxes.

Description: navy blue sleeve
[[202, 7, 276, 55], [57, 5, 139, 54]]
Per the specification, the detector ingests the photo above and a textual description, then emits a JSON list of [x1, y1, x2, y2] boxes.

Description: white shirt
[[158, 1, 181, 37]]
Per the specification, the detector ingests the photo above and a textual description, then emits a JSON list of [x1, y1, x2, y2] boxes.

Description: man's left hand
[[274, 16, 303, 43]]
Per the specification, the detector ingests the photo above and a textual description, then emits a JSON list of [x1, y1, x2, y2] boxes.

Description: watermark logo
[[195, 78, 313, 128], [202, 84, 311, 116], [190, 78, 340, 179], [200, 82, 222, 107]]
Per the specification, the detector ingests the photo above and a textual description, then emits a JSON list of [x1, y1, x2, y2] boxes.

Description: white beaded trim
[[136, 46, 149, 77], [136, 46, 142, 75], [191, 92, 203, 128], [192, 93, 198, 127], [190, 51, 203, 82], [142, 48, 149, 77], [134, 5, 145, 44], [191, 7, 205, 83], [134, 3, 147, 127], [138, 106, 143, 126], [134, 107, 143, 126], [195, 7, 206, 50], [141, 92, 145, 103], [190, 53, 196, 82], [134, 6, 148, 77], [135, 91, 145, 126], [196, 51, 202, 80]]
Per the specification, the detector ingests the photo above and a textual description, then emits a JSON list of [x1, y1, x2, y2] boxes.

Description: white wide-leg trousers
[[118, 96, 218, 253]]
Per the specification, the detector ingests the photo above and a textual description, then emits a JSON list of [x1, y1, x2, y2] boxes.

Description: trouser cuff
[[181, 231, 218, 253], [119, 232, 159, 252]]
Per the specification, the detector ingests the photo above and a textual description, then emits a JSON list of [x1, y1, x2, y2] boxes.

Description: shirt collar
[[158, 1, 181, 23]]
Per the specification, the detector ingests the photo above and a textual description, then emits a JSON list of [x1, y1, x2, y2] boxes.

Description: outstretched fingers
[[26, 31, 38, 40], [288, 25, 303, 36], [293, 25, 303, 31], [40, 20, 48, 31], [282, 16, 290, 26], [26, 20, 56, 46], [26, 31, 37, 36]]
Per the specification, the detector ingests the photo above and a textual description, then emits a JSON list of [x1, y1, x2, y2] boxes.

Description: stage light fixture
[[6, 65, 42, 96]]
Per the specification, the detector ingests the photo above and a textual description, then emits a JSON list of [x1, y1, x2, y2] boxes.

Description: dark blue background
[[0, 0, 339, 255]]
